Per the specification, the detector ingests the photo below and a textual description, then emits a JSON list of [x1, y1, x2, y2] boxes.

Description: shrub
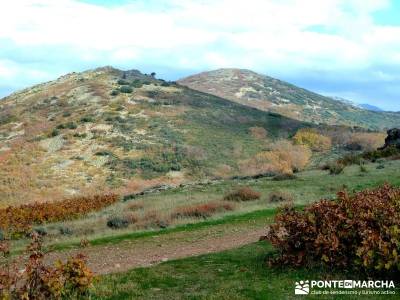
[[59, 226, 73, 235], [130, 80, 143, 88], [224, 187, 261, 202], [268, 191, 294, 203], [80, 116, 94, 123], [293, 128, 332, 152], [0, 230, 3, 241], [261, 184, 400, 273], [50, 128, 60, 137], [172, 201, 235, 219], [119, 86, 133, 94], [110, 89, 120, 96], [117, 79, 129, 85], [0, 194, 119, 236], [345, 132, 386, 152], [328, 162, 345, 175], [239, 141, 311, 176], [248, 126, 268, 140], [0, 234, 93, 299], [107, 217, 129, 229]]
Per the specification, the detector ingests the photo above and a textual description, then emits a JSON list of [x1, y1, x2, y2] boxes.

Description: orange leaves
[[0, 194, 119, 236], [0, 234, 94, 299], [262, 184, 400, 273], [293, 128, 332, 152]]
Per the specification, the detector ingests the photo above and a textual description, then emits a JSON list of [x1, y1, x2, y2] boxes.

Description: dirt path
[[45, 221, 268, 275]]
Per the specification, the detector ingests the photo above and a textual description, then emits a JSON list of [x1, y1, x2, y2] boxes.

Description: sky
[[0, 0, 400, 111]]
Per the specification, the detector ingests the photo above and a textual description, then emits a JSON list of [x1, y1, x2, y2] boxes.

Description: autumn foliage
[[345, 132, 386, 151], [239, 140, 311, 175], [0, 233, 93, 299], [0, 194, 119, 237], [224, 186, 261, 202], [261, 184, 400, 273], [293, 128, 332, 152], [172, 201, 235, 219]]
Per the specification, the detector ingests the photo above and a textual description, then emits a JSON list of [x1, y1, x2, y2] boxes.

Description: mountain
[[178, 68, 399, 129], [0, 67, 309, 206], [359, 104, 383, 112]]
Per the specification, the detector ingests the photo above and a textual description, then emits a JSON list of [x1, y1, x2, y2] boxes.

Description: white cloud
[[0, 0, 399, 108]]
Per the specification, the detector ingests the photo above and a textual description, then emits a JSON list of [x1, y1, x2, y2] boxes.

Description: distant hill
[[0, 66, 309, 205], [359, 103, 383, 112], [178, 68, 399, 129]]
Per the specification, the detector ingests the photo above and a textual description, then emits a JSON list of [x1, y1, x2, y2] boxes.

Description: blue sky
[[1, 0, 400, 111]]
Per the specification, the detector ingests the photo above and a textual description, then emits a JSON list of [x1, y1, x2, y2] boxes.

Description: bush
[[172, 201, 235, 219], [268, 191, 294, 203], [0, 234, 93, 299], [119, 86, 133, 94], [248, 126, 268, 140], [0, 194, 119, 236], [239, 141, 311, 176], [59, 226, 73, 235], [224, 187, 261, 202], [0, 230, 3, 241], [261, 184, 400, 273], [117, 79, 129, 85], [293, 129, 332, 152], [110, 89, 120, 96], [80, 116, 94, 123], [106, 217, 129, 229], [328, 162, 345, 175], [345, 132, 386, 152]]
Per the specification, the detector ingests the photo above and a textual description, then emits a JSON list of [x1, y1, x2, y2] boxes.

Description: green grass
[[93, 242, 399, 299], [46, 208, 278, 252]]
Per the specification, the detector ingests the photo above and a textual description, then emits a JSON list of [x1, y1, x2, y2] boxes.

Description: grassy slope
[[93, 242, 399, 300]]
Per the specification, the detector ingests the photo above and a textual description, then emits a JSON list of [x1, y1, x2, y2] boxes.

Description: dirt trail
[[45, 222, 268, 275]]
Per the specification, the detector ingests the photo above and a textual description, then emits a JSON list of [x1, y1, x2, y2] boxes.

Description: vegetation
[[0, 194, 119, 237], [0, 234, 93, 299], [293, 128, 332, 152], [223, 186, 261, 202], [262, 184, 400, 273]]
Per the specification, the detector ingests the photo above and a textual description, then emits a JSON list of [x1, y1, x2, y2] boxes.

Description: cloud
[[0, 0, 399, 110]]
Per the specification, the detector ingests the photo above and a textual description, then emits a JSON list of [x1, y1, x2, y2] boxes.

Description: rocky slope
[[178, 68, 399, 129], [0, 67, 309, 206]]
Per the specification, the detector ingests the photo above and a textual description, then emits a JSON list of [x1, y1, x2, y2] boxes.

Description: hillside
[[178, 68, 400, 129], [0, 67, 309, 206]]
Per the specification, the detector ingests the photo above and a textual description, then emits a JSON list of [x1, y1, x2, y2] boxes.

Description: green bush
[[117, 79, 129, 85], [261, 184, 400, 274], [328, 162, 345, 175], [80, 116, 94, 123], [110, 89, 120, 96], [130, 80, 143, 88], [119, 86, 133, 94]]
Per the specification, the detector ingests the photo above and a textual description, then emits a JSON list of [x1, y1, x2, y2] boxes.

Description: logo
[[295, 280, 310, 295]]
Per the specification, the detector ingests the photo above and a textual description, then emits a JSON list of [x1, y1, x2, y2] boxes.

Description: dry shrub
[[123, 212, 139, 224], [140, 210, 170, 228], [346, 132, 386, 151], [268, 191, 294, 203], [261, 184, 400, 273], [248, 126, 268, 140], [224, 187, 261, 202], [172, 201, 235, 219], [0, 234, 93, 299], [239, 140, 311, 176], [293, 128, 332, 152], [212, 164, 233, 178], [0, 194, 119, 236]]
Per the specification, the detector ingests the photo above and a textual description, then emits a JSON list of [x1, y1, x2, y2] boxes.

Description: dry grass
[[172, 201, 235, 219]]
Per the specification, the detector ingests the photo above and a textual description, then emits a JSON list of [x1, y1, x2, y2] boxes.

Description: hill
[[178, 68, 399, 129], [0, 67, 310, 206]]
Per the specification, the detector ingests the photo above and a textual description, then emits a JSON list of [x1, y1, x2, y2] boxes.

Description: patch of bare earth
[[45, 222, 268, 275]]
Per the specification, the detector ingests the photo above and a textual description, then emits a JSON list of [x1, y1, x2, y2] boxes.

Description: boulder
[[380, 128, 400, 150]]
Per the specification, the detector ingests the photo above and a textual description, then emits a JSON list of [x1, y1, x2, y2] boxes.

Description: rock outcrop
[[380, 128, 400, 150]]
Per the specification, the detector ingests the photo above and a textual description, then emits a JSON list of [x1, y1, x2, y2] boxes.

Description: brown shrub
[[261, 184, 400, 273], [0, 234, 93, 299], [0, 194, 119, 236], [346, 132, 386, 151], [248, 126, 268, 140], [224, 187, 261, 202], [172, 201, 235, 219], [268, 191, 294, 203], [239, 140, 311, 176], [293, 128, 332, 152], [140, 210, 170, 228]]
